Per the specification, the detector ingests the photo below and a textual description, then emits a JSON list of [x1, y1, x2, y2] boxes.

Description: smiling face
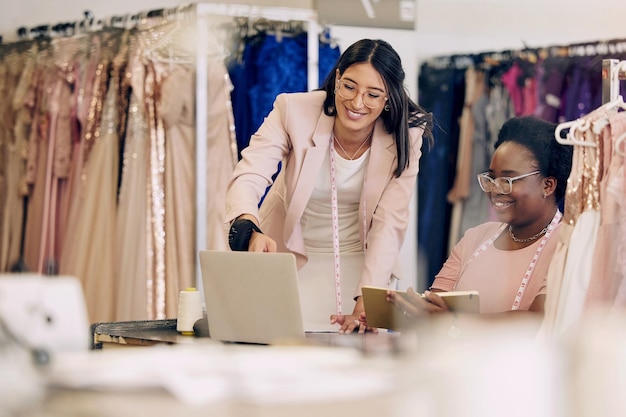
[[333, 63, 387, 139], [487, 142, 552, 229]]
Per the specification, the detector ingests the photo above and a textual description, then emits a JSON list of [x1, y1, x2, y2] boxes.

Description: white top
[[300, 148, 369, 253]]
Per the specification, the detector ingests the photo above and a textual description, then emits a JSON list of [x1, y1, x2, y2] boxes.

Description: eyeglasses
[[477, 170, 541, 194], [336, 80, 387, 109]]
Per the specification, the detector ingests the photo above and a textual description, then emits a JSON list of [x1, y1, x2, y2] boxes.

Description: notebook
[[198, 250, 306, 345], [0, 274, 90, 352], [362, 286, 480, 331]]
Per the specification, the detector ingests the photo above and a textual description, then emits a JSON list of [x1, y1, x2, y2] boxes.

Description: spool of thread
[[176, 287, 203, 335]]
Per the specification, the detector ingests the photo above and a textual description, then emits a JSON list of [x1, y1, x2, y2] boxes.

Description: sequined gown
[[0, 49, 30, 271], [114, 38, 151, 321], [59, 33, 124, 323], [543, 109, 603, 337]]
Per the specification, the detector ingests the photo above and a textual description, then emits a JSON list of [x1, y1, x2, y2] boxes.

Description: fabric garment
[[584, 113, 626, 309], [225, 90, 425, 303], [447, 66, 488, 249], [432, 221, 561, 313], [204, 58, 239, 253], [228, 33, 340, 157], [59, 50, 121, 324], [485, 82, 515, 158], [457, 82, 493, 237], [501, 62, 524, 117], [538, 222, 574, 339], [22, 63, 49, 273], [612, 114, 626, 308], [540, 121, 587, 337], [42, 38, 81, 275], [228, 35, 262, 158], [417, 64, 466, 287], [551, 109, 603, 336], [561, 58, 596, 122], [298, 252, 363, 330], [0, 50, 29, 271], [297, 148, 368, 326], [114, 44, 150, 321], [302, 149, 368, 253], [534, 56, 568, 123], [161, 63, 199, 301], [114, 28, 237, 322]]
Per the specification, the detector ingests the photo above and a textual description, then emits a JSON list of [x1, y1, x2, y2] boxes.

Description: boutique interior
[[1, 1, 625, 416]]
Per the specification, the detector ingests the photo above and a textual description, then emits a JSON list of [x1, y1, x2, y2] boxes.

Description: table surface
[[20, 317, 559, 417], [16, 320, 415, 417], [90, 318, 406, 354]]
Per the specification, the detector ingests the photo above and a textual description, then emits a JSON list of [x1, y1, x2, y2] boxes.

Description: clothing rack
[[1, 3, 322, 299], [601, 59, 626, 104], [13, 6, 198, 40], [423, 38, 626, 73], [544, 58, 626, 336], [555, 59, 626, 146]]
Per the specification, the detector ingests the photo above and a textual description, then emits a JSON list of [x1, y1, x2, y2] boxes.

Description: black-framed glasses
[[477, 170, 541, 194], [336, 80, 387, 109]]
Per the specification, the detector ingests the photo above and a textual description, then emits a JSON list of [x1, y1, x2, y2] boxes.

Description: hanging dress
[[114, 42, 150, 321], [59, 38, 121, 324], [0, 50, 28, 271], [551, 110, 603, 336], [22, 49, 52, 273], [204, 56, 238, 252], [584, 113, 625, 309]]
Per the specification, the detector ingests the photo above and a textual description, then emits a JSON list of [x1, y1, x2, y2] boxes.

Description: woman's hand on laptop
[[232, 214, 277, 252], [248, 231, 277, 252]]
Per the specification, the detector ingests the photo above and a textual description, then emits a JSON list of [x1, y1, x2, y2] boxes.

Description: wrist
[[228, 219, 263, 251]]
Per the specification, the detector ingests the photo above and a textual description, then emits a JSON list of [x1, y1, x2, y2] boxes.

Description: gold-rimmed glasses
[[336, 80, 387, 109]]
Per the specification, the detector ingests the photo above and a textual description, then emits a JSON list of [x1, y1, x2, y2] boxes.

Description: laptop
[[0, 274, 90, 352], [198, 250, 306, 345]]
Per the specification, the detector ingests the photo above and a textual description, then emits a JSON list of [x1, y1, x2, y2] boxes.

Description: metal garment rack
[[193, 4, 320, 286], [602, 58, 626, 104]]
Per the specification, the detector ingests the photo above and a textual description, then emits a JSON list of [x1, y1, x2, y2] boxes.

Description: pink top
[[432, 221, 561, 313]]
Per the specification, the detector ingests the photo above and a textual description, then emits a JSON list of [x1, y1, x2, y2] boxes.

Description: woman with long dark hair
[[226, 39, 433, 333]]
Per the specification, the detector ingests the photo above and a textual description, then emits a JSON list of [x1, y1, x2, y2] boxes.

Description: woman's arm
[[225, 94, 292, 223]]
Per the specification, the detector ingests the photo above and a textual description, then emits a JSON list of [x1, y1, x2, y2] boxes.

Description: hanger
[[555, 117, 598, 148], [555, 94, 626, 147]]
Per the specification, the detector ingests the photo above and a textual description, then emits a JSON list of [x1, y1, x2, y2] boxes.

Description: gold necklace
[[508, 224, 549, 243], [333, 132, 372, 160]]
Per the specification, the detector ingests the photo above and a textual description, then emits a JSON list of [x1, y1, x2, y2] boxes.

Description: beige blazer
[[225, 91, 424, 296]]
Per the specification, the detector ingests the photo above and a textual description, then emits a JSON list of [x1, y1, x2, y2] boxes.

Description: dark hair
[[320, 39, 433, 177], [495, 116, 573, 204]]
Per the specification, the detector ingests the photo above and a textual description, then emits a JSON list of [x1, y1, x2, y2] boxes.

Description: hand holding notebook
[[361, 286, 480, 331]]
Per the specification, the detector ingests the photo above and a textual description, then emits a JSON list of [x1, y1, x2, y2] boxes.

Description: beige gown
[[0, 50, 28, 271], [114, 42, 150, 321], [59, 38, 122, 324]]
